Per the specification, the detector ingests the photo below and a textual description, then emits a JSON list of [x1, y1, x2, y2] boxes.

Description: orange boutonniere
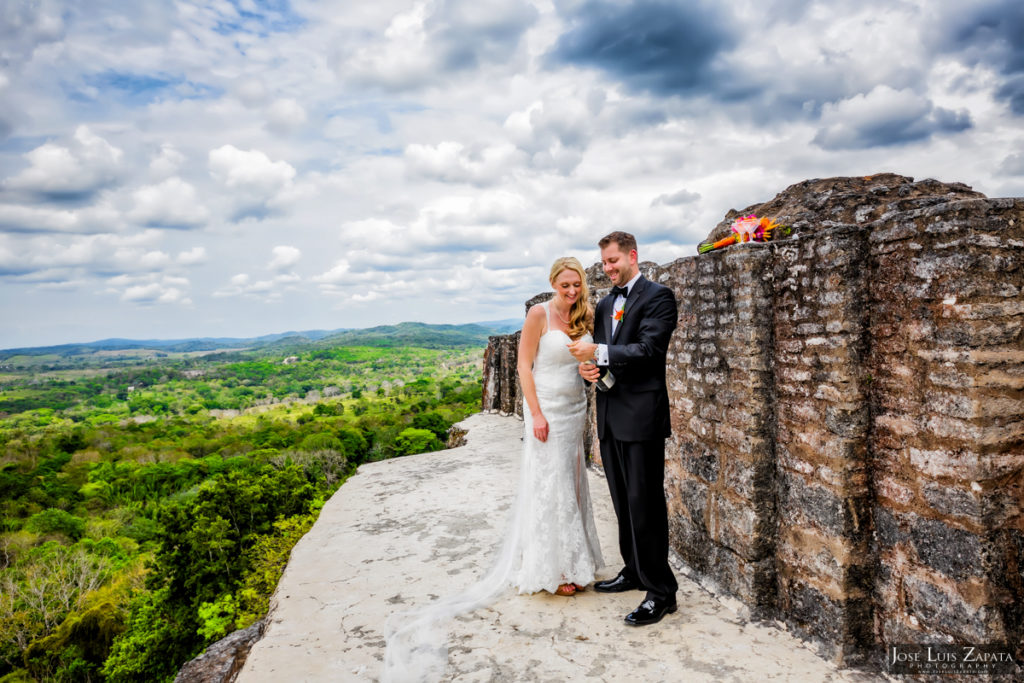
[[613, 307, 624, 322]]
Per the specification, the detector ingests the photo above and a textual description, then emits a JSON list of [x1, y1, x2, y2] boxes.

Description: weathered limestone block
[[175, 620, 265, 683], [524, 291, 553, 314], [481, 332, 521, 415], [664, 246, 777, 614], [772, 223, 873, 664], [867, 193, 1024, 659], [702, 173, 984, 246], [445, 422, 468, 449]]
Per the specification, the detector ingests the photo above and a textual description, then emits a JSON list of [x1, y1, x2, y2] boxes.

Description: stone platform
[[238, 413, 886, 682]]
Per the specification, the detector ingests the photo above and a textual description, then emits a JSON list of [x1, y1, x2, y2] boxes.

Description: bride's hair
[[549, 257, 593, 339]]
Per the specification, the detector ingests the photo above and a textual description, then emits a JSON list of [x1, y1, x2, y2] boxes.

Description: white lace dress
[[383, 302, 603, 681], [512, 301, 603, 592]]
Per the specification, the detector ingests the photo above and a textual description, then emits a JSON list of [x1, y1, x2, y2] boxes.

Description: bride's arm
[[517, 305, 549, 442]]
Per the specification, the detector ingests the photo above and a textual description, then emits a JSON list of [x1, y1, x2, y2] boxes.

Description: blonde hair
[[549, 257, 593, 340]]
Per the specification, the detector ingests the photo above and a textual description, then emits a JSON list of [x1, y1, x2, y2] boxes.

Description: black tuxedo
[[593, 275, 678, 602]]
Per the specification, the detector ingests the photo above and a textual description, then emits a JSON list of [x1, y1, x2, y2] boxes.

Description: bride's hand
[[532, 413, 549, 442], [579, 361, 600, 382], [567, 339, 597, 362]]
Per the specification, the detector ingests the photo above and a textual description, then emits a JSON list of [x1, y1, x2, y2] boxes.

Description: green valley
[[0, 329, 487, 682]]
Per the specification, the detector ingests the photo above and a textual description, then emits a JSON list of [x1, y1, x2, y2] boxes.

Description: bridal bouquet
[[697, 214, 783, 254]]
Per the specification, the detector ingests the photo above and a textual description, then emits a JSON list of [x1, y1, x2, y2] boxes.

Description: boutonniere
[[612, 305, 625, 322]]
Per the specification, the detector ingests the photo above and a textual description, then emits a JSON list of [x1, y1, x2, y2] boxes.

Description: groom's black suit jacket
[[593, 275, 678, 442]]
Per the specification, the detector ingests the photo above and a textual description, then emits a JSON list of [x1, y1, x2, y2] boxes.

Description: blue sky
[[1, 0, 1022, 348]]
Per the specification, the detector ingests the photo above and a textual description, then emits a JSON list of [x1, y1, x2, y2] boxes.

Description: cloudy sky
[[1, 0, 1022, 348]]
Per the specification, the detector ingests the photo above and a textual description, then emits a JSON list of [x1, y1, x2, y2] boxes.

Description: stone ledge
[[236, 413, 880, 681]]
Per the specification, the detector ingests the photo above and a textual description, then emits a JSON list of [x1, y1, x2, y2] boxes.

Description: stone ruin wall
[[482, 330, 522, 417], [481, 174, 1023, 670]]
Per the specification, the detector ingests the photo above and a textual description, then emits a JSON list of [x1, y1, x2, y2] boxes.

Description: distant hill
[[0, 320, 522, 359], [0, 329, 348, 357], [318, 322, 501, 349], [472, 318, 521, 334]]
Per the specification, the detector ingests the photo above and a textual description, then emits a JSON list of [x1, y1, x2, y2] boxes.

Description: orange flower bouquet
[[697, 214, 783, 254]]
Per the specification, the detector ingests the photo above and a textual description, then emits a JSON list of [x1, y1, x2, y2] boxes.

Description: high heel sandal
[[555, 583, 577, 596]]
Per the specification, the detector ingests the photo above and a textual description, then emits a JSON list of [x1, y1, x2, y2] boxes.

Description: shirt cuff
[[595, 343, 609, 366]]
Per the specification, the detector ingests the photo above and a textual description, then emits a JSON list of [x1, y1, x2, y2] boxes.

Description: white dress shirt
[[595, 271, 641, 366]]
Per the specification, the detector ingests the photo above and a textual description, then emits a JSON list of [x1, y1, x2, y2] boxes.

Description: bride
[[383, 256, 603, 680], [513, 256, 604, 595]]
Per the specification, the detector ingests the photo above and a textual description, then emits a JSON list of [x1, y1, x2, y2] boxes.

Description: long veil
[[380, 429, 534, 682], [381, 422, 601, 681]]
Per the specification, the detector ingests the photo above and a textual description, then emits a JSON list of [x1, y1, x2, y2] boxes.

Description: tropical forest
[[0, 322, 505, 682]]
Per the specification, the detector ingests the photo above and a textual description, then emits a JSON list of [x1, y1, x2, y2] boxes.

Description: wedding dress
[[383, 301, 603, 681], [514, 301, 604, 592]]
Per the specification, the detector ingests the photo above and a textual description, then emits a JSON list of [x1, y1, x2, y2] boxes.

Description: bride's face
[[551, 269, 582, 308]]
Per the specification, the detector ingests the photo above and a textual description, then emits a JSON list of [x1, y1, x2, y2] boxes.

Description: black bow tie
[[610, 286, 629, 299]]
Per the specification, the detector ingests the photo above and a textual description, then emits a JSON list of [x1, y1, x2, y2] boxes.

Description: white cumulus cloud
[[215, 270, 299, 300], [120, 281, 190, 305], [405, 141, 523, 186], [6, 126, 123, 196], [208, 145, 296, 219], [209, 145, 296, 193], [268, 245, 301, 270], [149, 143, 187, 178], [0, 199, 123, 234], [129, 177, 208, 228], [177, 246, 207, 265]]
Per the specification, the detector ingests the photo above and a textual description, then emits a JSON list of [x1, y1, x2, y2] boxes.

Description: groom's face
[[600, 243, 638, 286]]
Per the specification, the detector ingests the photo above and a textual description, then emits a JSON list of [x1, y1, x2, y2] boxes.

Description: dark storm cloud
[[548, 0, 736, 97], [813, 94, 972, 151], [933, 0, 1024, 114], [543, 0, 906, 127], [544, 0, 1009, 145], [995, 75, 1024, 115]]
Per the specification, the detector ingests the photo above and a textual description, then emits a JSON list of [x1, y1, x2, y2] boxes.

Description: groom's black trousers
[[599, 425, 678, 603]]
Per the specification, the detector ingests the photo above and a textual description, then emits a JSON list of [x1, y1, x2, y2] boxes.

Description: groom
[[568, 231, 678, 626]]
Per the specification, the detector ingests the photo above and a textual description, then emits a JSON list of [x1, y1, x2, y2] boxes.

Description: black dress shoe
[[624, 598, 677, 626], [593, 573, 641, 593]]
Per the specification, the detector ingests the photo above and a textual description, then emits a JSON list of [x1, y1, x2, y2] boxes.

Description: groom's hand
[[567, 340, 597, 362], [579, 361, 600, 383]]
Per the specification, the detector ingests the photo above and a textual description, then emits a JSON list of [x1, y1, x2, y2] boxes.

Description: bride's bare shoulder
[[521, 303, 546, 332]]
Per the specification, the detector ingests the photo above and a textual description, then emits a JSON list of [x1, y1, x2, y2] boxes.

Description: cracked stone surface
[[238, 413, 886, 682]]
